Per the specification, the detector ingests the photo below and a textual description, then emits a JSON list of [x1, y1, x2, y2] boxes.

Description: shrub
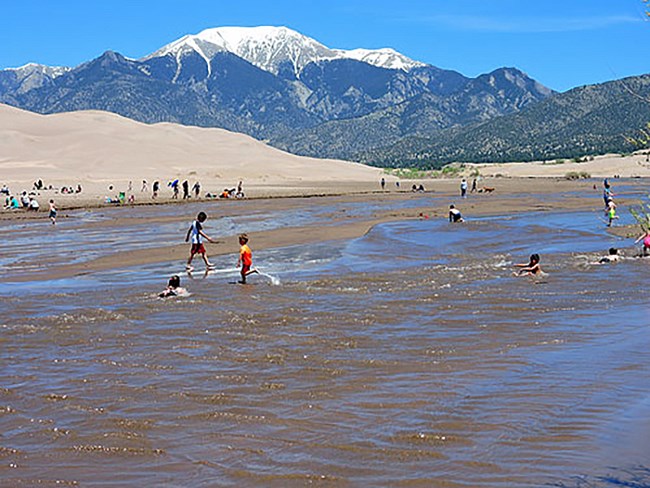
[[565, 171, 591, 180]]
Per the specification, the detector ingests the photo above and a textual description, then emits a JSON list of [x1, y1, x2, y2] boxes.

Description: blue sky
[[1, 0, 648, 92]]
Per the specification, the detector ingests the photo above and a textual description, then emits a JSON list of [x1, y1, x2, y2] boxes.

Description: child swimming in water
[[513, 253, 542, 276], [635, 230, 650, 256], [237, 234, 258, 284], [159, 275, 188, 298], [597, 247, 620, 264]]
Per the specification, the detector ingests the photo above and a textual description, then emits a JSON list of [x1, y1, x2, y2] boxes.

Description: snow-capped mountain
[[0, 63, 71, 95], [0, 25, 555, 167], [143, 26, 425, 77]]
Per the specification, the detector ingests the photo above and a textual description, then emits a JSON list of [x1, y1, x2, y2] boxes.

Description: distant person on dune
[[513, 253, 543, 277]]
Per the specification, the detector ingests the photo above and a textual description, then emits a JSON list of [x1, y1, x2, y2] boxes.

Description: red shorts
[[241, 264, 251, 275], [190, 243, 206, 255]]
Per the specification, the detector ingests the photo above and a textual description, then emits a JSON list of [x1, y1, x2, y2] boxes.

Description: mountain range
[[1, 26, 647, 167]]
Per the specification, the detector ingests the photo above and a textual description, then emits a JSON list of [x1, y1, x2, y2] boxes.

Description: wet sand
[[5, 177, 646, 283]]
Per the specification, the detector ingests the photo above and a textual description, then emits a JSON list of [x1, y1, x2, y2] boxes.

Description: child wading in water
[[185, 211, 217, 271], [513, 253, 543, 277], [605, 201, 618, 227], [237, 234, 258, 284], [448, 204, 464, 223], [48, 199, 57, 225], [159, 275, 188, 298], [635, 229, 650, 256]]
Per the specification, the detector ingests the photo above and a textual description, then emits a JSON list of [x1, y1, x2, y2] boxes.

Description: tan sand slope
[[469, 153, 650, 178], [0, 103, 382, 184]]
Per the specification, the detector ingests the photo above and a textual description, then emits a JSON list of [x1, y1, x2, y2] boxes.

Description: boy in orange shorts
[[237, 234, 258, 284]]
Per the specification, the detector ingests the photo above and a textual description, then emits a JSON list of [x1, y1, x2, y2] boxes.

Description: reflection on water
[[1, 195, 649, 487]]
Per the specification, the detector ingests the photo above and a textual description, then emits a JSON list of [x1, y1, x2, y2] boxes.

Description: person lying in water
[[159, 275, 188, 298], [513, 253, 542, 276], [597, 247, 620, 264]]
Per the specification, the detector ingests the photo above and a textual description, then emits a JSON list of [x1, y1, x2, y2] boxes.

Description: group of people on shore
[[2, 184, 57, 224], [119, 179, 245, 203], [160, 210, 258, 297]]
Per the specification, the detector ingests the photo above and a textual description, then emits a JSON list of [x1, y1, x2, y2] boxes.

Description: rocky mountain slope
[[0, 26, 554, 165]]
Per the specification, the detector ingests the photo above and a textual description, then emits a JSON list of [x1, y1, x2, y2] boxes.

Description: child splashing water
[[237, 234, 259, 284], [513, 253, 543, 277], [159, 275, 188, 298], [635, 230, 650, 257]]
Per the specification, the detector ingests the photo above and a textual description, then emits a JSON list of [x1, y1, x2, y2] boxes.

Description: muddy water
[[1, 198, 650, 487]]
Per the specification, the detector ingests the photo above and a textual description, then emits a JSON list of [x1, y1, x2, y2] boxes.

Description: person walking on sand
[[48, 199, 57, 225], [141, 180, 148, 192], [237, 233, 259, 284], [380, 177, 386, 190], [185, 211, 217, 271], [182, 180, 190, 199], [460, 179, 468, 198], [192, 181, 201, 198], [152, 181, 159, 199], [471, 178, 477, 193], [513, 254, 542, 277]]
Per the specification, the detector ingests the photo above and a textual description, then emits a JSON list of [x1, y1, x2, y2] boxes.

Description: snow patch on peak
[[143, 26, 427, 77], [336, 47, 425, 72], [6, 63, 71, 78]]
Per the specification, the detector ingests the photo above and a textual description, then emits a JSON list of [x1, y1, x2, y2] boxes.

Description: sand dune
[[0, 103, 381, 185], [471, 153, 650, 178], [2, 103, 648, 209]]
